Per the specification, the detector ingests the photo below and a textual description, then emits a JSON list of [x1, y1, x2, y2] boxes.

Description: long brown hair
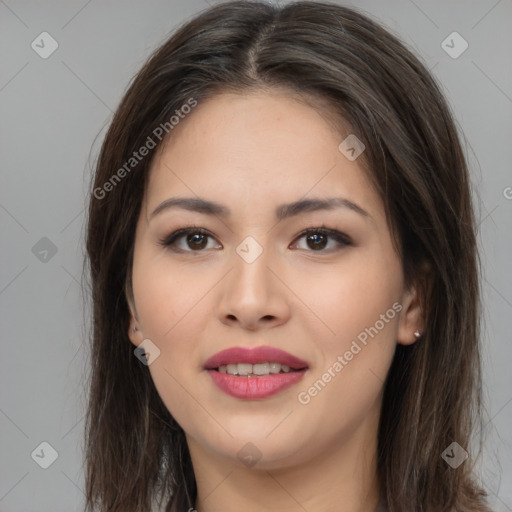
[[84, 2, 491, 511]]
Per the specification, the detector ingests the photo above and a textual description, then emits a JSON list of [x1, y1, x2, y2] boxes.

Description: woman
[[84, 2, 492, 511]]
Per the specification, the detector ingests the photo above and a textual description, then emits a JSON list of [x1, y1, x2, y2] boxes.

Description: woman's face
[[128, 91, 420, 470]]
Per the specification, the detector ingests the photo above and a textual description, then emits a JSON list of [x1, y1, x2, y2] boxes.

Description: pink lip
[[207, 370, 307, 399], [204, 346, 309, 400], [203, 346, 309, 370]]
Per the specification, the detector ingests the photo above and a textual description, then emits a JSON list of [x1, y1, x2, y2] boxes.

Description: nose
[[216, 244, 291, 331]]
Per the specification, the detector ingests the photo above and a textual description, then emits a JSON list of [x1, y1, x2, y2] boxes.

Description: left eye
[[292, 228, 352, 251], [158, 227, 352, 253]]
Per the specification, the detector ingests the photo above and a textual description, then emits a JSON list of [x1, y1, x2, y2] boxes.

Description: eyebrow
[[150, 196, 371, 221]]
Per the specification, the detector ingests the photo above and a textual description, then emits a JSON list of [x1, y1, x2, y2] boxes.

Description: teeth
[[237, 363, 252, 376], [269, 362, 280, 374], [253, 363, 269, 375], [217, 362, 296, 376]]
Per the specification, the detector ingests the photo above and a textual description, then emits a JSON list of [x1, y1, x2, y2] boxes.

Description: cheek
[[131, 251, 214, 342], [295, 250, 403, 348], [293, 250, 402, 413], [131, 249, 220, 410], [131, 256, 214, 429]]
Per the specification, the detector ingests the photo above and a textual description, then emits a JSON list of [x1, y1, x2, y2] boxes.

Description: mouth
[[204, 346, 309, 399]]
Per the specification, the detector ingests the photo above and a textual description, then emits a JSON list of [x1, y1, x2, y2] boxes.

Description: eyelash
[[158, 224, 353, 254]]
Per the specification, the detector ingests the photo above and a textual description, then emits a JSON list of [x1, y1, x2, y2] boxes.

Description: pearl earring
[[413, 330, 421, 338]]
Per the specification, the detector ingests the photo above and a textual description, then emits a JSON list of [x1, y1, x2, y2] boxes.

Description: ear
[[397, 260, 430, 345], [128, 314, 144, 347], [126, 292, 143, 347], [397, 276, 426, 346]]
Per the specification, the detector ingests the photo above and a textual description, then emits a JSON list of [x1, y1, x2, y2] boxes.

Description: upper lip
[[204, 346, 309, 370]]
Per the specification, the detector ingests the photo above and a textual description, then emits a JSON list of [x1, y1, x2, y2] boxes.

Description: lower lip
[[206, 369, 307, 399]]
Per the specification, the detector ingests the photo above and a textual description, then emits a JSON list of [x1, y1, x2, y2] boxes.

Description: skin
[[127, 91, 422, 512]]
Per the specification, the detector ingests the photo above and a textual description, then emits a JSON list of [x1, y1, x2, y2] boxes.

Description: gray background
[[0, 0, 511, 511]]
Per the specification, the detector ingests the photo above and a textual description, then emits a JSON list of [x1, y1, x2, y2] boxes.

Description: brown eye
[[186, 233, 208, 250], [159, 228, 221, 252], [293, 228, 352, 252], [305, 232, 328, 250]]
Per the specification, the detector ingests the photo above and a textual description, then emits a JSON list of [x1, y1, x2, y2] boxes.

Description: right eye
[[158, 227, 222, 253]]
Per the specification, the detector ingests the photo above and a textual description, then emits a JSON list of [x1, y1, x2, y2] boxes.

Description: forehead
[[144, 91, 383, 223]]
